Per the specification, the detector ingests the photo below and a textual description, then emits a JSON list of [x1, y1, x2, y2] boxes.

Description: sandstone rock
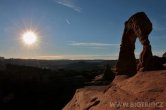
[[150, 56, 166, 70], [102, 64, 115, 81], [63, 70, 166, 110], [87, 64, 115, 85], [116, 12, 153, 75], [137, 45, 153, 71], [94, 64, 115, 82], [163, 52, 166, 58]]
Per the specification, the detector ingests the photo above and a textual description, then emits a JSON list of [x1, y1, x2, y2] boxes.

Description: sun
[[22, 31, 37, 45]]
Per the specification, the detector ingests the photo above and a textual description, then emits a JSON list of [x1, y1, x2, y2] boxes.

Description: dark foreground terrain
[[0, 59, 116, 110]]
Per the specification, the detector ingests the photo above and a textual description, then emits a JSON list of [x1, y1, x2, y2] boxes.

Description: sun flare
[[22, 31, 37, 45]]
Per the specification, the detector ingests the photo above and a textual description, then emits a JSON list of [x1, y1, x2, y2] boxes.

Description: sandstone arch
[[116, 12, 153, 76]]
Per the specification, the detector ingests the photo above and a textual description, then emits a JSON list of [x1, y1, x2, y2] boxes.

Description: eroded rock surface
[[116, 12, 153, 75], [63, 70, 166, 110]]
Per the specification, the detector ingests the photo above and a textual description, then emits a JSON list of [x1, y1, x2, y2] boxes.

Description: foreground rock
[[63, 70, 166, 110]]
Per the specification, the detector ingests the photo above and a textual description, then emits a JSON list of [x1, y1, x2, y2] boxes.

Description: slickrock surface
[[63, 70, 166, 110]]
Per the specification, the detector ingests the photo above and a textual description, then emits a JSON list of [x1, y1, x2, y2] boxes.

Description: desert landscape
[[0, 58, 118, 109], [63, 12, 166, 110], [0, 55, 166, 110], [0, 0, 166, 110]]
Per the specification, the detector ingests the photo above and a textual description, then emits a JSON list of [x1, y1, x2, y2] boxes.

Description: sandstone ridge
[[63, 70, 166, 110]]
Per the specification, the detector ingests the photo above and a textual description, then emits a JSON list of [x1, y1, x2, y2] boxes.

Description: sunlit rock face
[[63, 70, 166, 110], [116, 12, 153, 76]]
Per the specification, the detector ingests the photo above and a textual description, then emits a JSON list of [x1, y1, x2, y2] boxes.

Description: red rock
[[116, 12, 153, 75], [63, 70, 166, 110]]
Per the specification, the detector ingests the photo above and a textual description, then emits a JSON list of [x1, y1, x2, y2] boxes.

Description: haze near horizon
[[0, 0, 166, 60]]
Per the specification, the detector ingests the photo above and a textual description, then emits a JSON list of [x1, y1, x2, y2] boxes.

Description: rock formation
[[150, 56, 166, 70], [63, 70, 166, 110], [87, 64, 115, 85], [102, 64, 115, 81], [163, 52, 166, 58], [116, 12, 153, 75]]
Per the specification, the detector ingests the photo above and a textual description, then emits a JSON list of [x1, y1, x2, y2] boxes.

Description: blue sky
[[0, 0, 165, 60]]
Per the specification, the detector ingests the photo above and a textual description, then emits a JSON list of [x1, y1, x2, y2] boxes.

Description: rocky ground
[[63, 70, 166, 110]]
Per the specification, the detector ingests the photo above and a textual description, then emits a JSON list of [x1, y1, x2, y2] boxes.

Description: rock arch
[[116, 12, 153, 76]]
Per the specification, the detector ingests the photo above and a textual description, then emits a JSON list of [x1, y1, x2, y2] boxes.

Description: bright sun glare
[[22, 31, 37, 45]]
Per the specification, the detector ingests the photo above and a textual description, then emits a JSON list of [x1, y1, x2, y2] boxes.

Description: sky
[[0, 0, 166, 60]]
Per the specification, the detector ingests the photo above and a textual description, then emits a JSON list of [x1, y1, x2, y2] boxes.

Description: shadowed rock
[[163, 52, 166, 58], [102, 64, 115, 81], [151, 56, 166, 70], [94, 64, 115, 82], [116, 12, 153, 75], [87, 64, 115, 85]]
